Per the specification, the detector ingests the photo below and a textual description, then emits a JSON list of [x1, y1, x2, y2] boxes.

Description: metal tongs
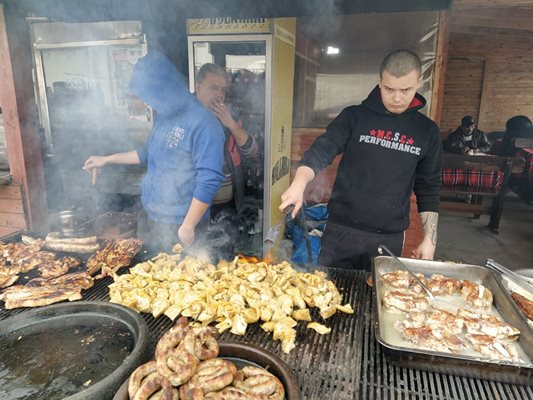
[[377, 244, 435, 302], [486, 258, 533, 294]]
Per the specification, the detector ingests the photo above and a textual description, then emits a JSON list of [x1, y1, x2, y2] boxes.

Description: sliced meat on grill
[[26, 271, 93, 289], [87, 238, 143, 277], [0, 271, 94, 309], [16, 252, 57, 273], [1, 241, 44, 264], [38, 256, 81, 279], [3, 288, 83, 309]]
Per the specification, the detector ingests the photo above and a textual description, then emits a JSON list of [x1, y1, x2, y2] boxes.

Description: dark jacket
[[444, 127, 491, 154], [300, 85, 443, 234]]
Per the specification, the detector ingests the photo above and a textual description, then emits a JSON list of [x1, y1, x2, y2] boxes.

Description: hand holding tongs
[[486, 258, 533, 294], [378, 244, 435, 302]]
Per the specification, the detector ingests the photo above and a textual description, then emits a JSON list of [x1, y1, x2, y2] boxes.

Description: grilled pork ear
[[511, 292, 533, 320]]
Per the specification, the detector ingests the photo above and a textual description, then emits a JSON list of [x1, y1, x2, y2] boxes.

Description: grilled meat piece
[[38, 256, 80, 279], [3, 288, 83, 309], [426, 274, 462, 296], [466, 334, 520, 361], [2, 241, 44, 265], [403, 326, 465, 353], [395, 307, 464, 335], [0, 272, 19, 289], [382, 290, 430, 313], [511, 292, 533, 320], [87, 238, 143, 277], [380, 270, 427, 293], [457, 308, 520, 341], [0, 271, 94, 309], [26, 271, 93, 289], [15, 251, 57, 273], [460, 280, 493, 310]]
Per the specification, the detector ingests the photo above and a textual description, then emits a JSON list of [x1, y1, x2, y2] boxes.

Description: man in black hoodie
[[280, 50, 443, 270]]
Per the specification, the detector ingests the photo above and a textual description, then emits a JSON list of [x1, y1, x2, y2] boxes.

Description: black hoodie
[[300, 85, 443, 234]]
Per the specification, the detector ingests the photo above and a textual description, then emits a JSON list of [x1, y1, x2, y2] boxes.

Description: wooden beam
[[477, 59, 490, 131], [451, 14, 533, 31], [453, 0, 533, 9], [0, 4, 48, 233], [430, 11, 451, 126], [450, 24, 533, 39]]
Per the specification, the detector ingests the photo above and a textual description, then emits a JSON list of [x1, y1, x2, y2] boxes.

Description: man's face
[[379, 70, 421, 114], [462, 124, 475, 135], [195, 73, 228, 111]]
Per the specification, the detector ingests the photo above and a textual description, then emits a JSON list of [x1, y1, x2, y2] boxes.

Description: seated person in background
[[444, 115, 491, 154], [492, 115, 533, 157]]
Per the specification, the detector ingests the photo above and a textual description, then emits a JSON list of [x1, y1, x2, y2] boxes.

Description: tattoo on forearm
[[420, 212, 438, 245]]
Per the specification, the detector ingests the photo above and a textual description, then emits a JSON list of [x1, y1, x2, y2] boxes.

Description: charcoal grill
[[1, 258, 533, 399]]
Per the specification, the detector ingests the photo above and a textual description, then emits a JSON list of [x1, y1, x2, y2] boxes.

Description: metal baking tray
[[372, 256, 533, 385]]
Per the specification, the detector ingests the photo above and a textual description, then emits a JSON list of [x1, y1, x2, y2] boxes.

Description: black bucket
[[0, 301, 150, 400]]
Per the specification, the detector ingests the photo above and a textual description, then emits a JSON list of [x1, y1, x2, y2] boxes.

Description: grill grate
[[1, 268, 532, 399]]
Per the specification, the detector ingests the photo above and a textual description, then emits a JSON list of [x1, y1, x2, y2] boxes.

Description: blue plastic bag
[[285, 204, 328, 266]]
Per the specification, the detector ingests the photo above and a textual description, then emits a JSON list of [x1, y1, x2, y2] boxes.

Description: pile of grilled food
[[109, 245, 354, 353], [128, 316, 285, 400], [0, 234, 142, 309], [380, 270, 525, 362]]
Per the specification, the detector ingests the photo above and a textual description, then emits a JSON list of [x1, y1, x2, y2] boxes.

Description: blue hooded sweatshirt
[[130, 51, 225, 225]]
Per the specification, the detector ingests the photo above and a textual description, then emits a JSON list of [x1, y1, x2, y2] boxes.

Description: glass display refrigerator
[[187, 17, 296, 257]]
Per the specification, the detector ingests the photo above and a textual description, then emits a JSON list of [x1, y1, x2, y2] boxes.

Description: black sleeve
[[444, 130, 464, 154], [477, 130, 492, 153], [414, 123, 443, 213], [299, 107, 358, 176]]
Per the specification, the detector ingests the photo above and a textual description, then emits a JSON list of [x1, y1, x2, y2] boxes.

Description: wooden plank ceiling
[[451, 0, 533, 36]]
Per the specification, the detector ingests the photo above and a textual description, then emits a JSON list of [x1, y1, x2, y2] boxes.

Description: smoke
[[189, 209, 239, 264]]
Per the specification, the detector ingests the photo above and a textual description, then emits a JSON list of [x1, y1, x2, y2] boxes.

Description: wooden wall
[[0, 184, 27, 237]]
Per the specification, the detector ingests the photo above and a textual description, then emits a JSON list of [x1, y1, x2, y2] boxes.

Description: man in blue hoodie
[[83, 51, 225, 251], [279, 49, 442, 270]]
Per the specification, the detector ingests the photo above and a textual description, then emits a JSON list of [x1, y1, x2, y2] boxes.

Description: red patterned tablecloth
[[442, 168, 503, 191]]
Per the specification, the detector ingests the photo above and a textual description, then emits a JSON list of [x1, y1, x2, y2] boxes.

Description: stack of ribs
[[87, 238, 143, 278]]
